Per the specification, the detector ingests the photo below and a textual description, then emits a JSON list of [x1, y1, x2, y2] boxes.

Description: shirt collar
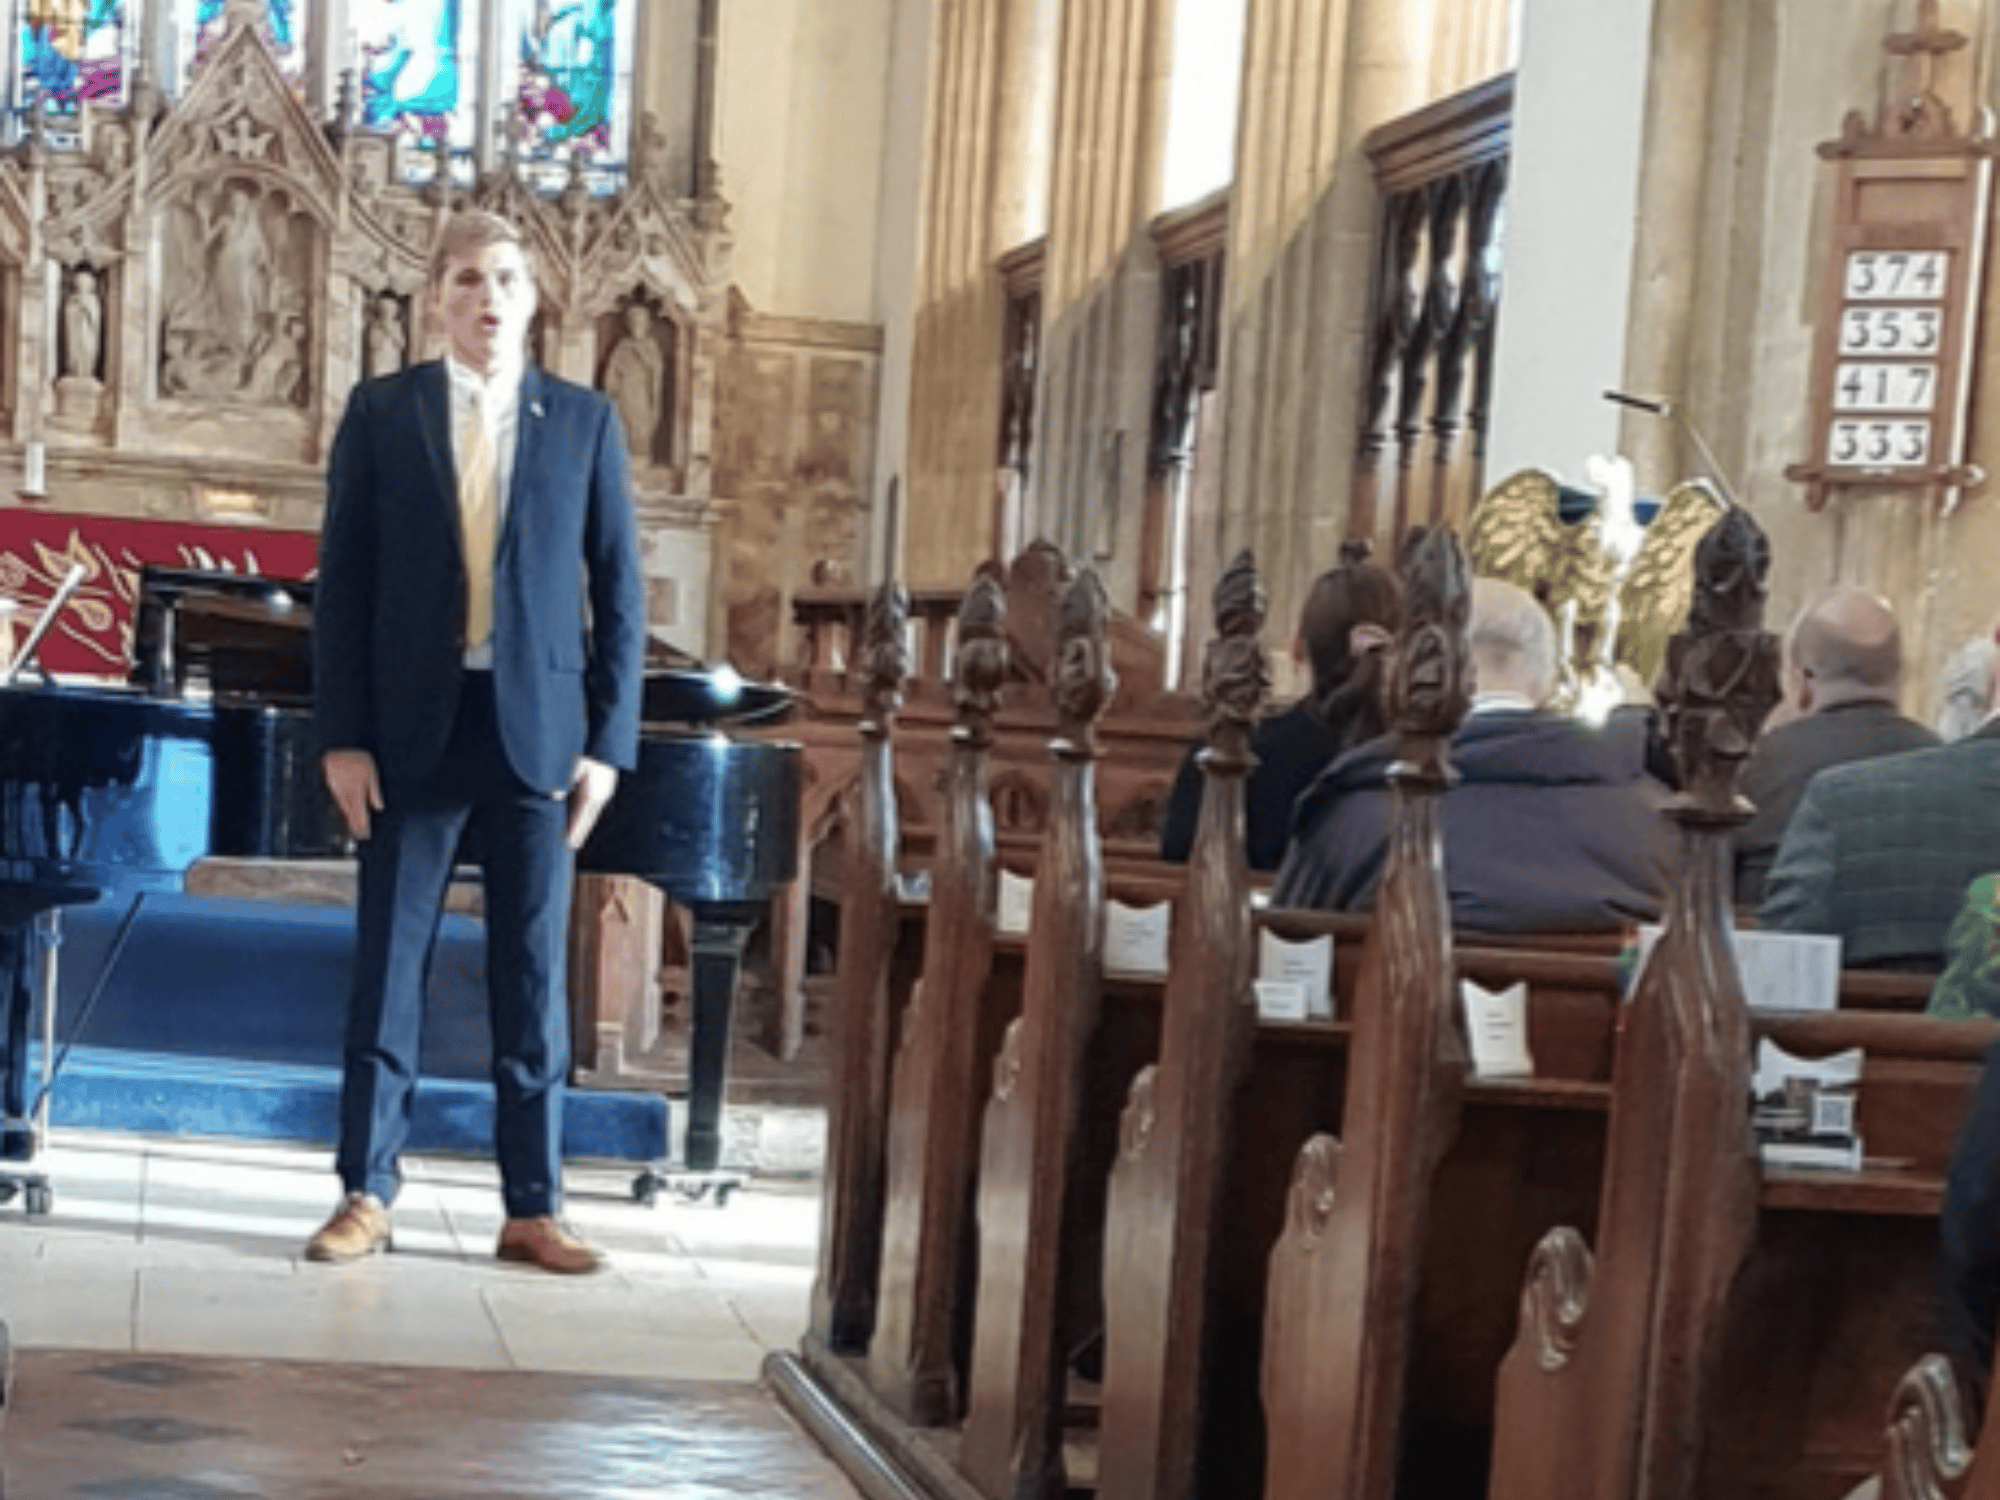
[[445, 354, 522, 409]]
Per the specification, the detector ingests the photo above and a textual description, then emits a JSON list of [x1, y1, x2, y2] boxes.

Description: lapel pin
[[530, 400, 546, 418]]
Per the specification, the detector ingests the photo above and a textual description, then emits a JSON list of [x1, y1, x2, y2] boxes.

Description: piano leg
[[630, 901, 758, 1208]]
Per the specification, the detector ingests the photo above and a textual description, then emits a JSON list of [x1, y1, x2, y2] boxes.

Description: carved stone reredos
[[145, 20, 343, 222]]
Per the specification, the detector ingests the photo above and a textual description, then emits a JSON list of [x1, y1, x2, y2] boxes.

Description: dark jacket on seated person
[[1271, 706, 1673, 932], [1159, 700, 1343, 872], [1733, 700, 1939, 908], [1760, 721, 2000, 972]]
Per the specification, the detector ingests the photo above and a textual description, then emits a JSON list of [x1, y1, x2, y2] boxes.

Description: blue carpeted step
[[26, 1044, 669, 1164]]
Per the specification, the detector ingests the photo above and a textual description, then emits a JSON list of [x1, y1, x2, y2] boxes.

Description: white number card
[[1826, 418, 1930, 468], [1843, 249, 1949, 301], [1838, 305, 1943, 355], [1832, 361, 1936, 412], [1459, 979, 1535, 1079]]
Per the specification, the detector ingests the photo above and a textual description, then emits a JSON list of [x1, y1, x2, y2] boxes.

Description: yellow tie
[[458, 386, 496, 647]]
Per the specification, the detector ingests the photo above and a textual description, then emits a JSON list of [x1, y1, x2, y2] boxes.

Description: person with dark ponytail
[[1159, 538, 1402, 872]]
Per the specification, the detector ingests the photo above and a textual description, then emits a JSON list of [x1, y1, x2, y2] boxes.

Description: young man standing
[[307, 209, 646, 1273]]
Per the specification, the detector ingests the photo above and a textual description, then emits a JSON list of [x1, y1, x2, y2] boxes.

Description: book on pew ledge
[[1103, 899, 1171, 977], [1751, 1037, 1863, 1171], [1632, 925, 1843, 1010], [997, 869, 1034, 935]]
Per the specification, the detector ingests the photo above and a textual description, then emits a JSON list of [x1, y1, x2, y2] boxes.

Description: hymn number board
[[1788, 4, 1993, 513], [1830, 248, 1948, 472]]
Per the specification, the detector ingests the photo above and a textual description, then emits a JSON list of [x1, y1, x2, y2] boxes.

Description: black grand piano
[[0, 564, 801, 1211]]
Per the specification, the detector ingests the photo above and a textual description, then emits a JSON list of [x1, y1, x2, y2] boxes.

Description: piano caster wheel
[[632, 1172, 660, 1208], [23, 1181, 50, 1216], [0, 1180, 16, 1207]]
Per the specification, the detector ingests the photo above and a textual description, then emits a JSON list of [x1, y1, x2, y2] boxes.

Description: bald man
[[1275, 577, 1672, 931], [1733, 586, 1938, 907]]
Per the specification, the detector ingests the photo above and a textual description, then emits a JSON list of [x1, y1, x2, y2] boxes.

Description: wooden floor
[[6, 1350, 864, 1497]]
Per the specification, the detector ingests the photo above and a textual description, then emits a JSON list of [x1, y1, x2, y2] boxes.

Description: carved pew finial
[[953, 565, 1008, 750], [1388, 523, 1473, 762], [860, 579, 912, 737], [1053, 568, 1115, 756], [1200, 549, 1269, 777], [1658, 505, 1781, 815]]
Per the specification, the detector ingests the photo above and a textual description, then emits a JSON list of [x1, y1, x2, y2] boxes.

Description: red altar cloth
[[0, 509, 318, 677]]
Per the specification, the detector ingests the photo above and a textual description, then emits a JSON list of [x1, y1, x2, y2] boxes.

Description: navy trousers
[[336, 673, 574, 1218]]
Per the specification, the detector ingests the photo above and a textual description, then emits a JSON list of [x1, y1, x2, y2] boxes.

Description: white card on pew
[[1259, 931, 1334, 1020], [997, 870, 1035, 936], [1254, 979, 1310, 1022], [1633, 924, 1840, 1011], [1104, 899, 1171, 976], [1460, 979, 1534, 1079], [1732, 930, 1841, 1011]]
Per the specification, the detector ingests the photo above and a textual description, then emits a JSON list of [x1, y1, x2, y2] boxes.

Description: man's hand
[[566, 756, 619, 850], [323, 750, 383, 842]]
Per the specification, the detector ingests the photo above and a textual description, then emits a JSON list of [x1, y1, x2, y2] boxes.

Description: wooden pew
[[809, 580, 912, 1355]]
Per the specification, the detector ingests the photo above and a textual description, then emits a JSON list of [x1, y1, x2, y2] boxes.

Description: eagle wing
[[1613, 478, 1728, 690]]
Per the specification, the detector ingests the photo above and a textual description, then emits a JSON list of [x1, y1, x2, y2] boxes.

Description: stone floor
[[0, 1126, 859, 1498]]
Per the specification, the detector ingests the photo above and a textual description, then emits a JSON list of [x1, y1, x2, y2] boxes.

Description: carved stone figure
[[603, 300, 664, 462], [364, 291, 406, 379], [249, 311, 305, 406], [161, 180, 286, 399], [60, 265, 101, 382]]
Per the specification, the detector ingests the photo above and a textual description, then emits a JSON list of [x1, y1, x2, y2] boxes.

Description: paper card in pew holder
[[1460, 979, 1535, 1079], [1103, 899, 1172, 977], [1254, 979, 1311, 1023], [997, 869, 1035, 936], [1752, 1038, 1863, 1171], [1633, 925, 1842, 1011], [1258, 930, 1334, 1020]]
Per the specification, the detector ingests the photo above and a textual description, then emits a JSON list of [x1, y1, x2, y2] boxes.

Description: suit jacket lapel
[[508, 367, 548, 560], [413, 361, 463, 567]]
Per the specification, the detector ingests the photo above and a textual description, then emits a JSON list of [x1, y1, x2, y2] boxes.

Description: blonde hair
[[428, 210, 532, 286]]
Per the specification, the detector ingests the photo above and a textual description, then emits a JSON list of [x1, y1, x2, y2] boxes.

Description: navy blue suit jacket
[[313, 361, 646, 795]]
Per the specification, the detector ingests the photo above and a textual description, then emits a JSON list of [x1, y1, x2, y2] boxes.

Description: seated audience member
[[1940, 1033, 2000, 1411], [1761, 623, 2000, 971], [1272, 576, 1672, 932], [1937, 634, 1998, 742], [1159, 540, 1399, 872], [1927, 873, 2000, 1021], [1733, 586, 1937, 907]]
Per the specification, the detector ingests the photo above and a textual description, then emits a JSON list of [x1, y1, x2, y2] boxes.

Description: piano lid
[[131, 564, 794, 728]]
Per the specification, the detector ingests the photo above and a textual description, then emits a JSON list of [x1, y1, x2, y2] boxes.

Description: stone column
[[896, 0, 1064, 590], [1019, 0, 1175, 607], [1203, 0, 1504, 690]]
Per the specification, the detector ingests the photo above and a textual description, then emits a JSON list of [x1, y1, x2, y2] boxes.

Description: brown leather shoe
[[305, 1193, 391, 1263], [495, 1216, 605, 1275]]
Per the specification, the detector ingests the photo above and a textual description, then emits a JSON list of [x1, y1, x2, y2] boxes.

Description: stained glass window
[[354, 0, 474, 170], [182, 0, 308, 80], [21, 0, 129, 118], [515, 0, 631, 190]]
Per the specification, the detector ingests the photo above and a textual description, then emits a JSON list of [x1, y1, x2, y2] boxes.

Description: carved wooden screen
[[1354, 74, 1511, 542], [995, 238, 1046, 561], [1144, 191, 1225, 686]]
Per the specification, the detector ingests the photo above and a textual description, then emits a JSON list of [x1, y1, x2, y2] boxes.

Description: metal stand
[[0, 890, 146, 1217], [630, 903, 756, 1209]]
